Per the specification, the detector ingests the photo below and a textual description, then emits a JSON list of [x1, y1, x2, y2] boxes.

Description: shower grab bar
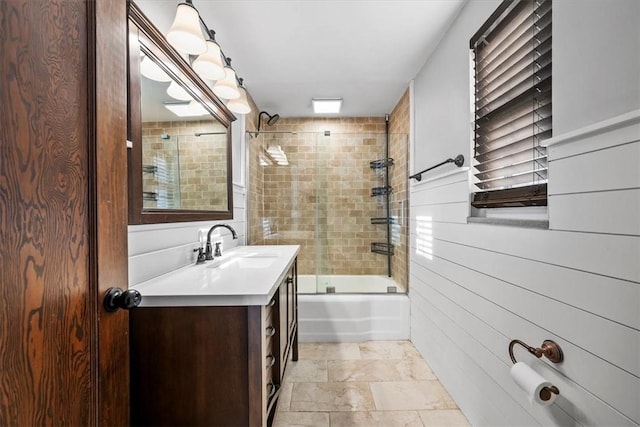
[[410, 154, 465, 182]]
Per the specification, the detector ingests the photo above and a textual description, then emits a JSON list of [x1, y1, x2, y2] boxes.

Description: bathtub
[[298, 274, 406, 294], [297, 275, 410, 342]]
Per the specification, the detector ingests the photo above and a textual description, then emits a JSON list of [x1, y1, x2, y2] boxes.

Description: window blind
[[470, 0, 551, 208]]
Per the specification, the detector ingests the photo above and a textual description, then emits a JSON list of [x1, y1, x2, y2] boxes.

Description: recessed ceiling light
[[163, 101, 208, 117], [312, 98, 342, 114]]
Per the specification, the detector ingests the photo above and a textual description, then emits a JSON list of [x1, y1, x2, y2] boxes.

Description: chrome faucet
[[205, 224, 238, 260]]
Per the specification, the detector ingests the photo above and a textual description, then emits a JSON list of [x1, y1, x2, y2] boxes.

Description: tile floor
[[273, 341, 470, 427]]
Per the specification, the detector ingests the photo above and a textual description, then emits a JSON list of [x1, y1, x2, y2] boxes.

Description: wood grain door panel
[[0, 1, 93, 424], [0, 0, 128, 425]]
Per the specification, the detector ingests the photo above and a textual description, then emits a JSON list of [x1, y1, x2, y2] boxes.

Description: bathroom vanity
[[129, 245, 299, 427]]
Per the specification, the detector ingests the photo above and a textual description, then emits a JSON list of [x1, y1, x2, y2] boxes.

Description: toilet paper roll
[[510, 362, 557, 406]]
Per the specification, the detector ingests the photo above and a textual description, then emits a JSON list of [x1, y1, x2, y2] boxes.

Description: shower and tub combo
[[298, 274, 409, 342], [249, 116, 410, 342]]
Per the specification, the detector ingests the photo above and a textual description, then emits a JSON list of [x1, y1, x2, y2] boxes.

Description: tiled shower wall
[[142, 120, 228, 210], [248, 116, 409, 289]]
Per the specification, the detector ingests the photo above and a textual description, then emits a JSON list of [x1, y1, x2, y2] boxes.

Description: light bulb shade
[[166, 2, 207, 55], [167, 81, 192, 101], [192, 40, 225, 80], [140, 57, 172, 82], [226, 87, 251, 114], [212, 67, 240, 100]]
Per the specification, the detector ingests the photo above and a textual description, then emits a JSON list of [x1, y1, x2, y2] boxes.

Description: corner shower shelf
[[371, 242, 394, 256], [371, 186, 392, 197], [143, 191, 158, 201], [370, 217, 396, 225], [369, 122, 394, 270], [369, 158, 394, 169], [142, 164, 158, 174]]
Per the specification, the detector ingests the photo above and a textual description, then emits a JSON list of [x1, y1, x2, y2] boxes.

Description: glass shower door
[[254, 131, 320, 293], [314, 132, 390, 294], [250, 128, 408, 294], [141, 133, 181, 209]]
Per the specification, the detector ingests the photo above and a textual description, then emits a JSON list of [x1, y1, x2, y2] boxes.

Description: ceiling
[[134, 0, 467, 118]]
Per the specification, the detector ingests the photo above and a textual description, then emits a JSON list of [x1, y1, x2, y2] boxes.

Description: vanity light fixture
[[212, 61, 240, 100], [166, 0, 251, 114], [166, 0, 207, 55], [312, 98, 342, 114], [226, 78, 252, 114], [192, 30, 226, 80], [166, 81, 193, 101], [140, 56, 172, 82]]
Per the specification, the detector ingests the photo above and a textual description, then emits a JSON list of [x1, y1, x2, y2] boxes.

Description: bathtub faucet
[[205, 224, 238, 260]]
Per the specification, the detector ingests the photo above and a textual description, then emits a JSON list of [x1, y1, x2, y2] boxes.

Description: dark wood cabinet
[[130, 259, 298, 427]]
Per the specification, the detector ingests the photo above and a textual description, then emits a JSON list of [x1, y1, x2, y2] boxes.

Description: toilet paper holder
[[509, 339, 564, 364], [509, 339, 563, 401]]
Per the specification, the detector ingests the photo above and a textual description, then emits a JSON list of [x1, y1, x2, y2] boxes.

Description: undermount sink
[[206, 250, 280, 269], [236, 255, 279, 269]]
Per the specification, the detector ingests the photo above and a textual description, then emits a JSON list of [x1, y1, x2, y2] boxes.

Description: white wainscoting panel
[[409, 112, 640, 426], [550, 189, 640, 236], [548, 140, 640, 195], [547, 123, 640, 236]]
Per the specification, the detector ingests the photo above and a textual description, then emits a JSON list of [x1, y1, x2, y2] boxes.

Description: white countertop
[[132, 245, 300, 307]]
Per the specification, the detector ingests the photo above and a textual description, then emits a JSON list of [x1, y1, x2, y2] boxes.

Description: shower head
[[258, 111, 280, 131], [267, 113, 280, 125]]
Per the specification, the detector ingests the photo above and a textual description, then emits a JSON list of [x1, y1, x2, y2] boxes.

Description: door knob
[[103, 287, 142, 312]]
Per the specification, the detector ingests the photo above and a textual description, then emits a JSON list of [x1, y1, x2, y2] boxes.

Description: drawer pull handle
[[268, 299, 276, 307], [265, 326, 276, 337], [286, 277, 293, 285], [266, 354, 276, 368]]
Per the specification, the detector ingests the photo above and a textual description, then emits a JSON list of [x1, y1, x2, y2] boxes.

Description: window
[[470, 0, 551, 208]]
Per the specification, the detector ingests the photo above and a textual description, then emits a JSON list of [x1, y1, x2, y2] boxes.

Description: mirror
[[128, 2, 235, 224]]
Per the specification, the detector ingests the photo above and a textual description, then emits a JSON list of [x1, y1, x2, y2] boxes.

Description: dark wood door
[[93, 0, 130, 424], [0, 0, 128, 425]]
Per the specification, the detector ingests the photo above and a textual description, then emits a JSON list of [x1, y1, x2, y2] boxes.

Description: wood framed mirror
[[127, 1, 235, 224]]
